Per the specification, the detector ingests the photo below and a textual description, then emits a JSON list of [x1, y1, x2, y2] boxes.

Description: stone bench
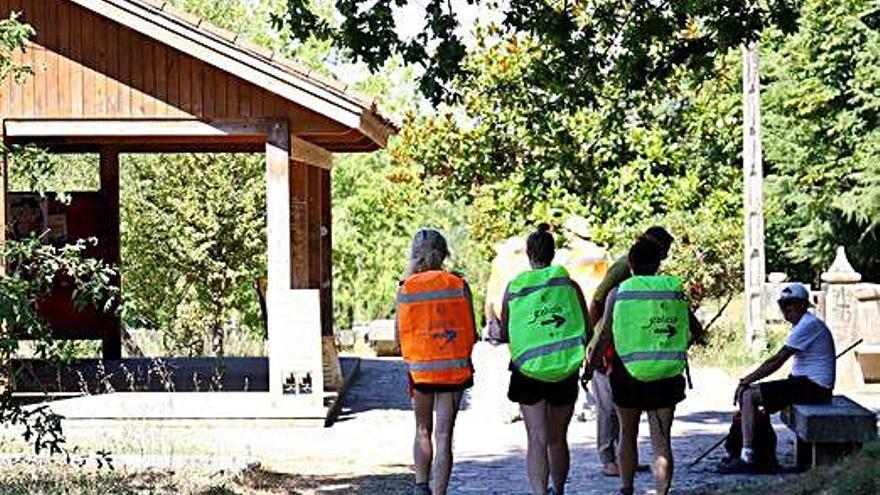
[[781, 395, 877, 469]]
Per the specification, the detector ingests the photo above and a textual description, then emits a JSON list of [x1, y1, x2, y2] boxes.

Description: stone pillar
[[821, 246, 863, 390], [743, 41, 767, 350]]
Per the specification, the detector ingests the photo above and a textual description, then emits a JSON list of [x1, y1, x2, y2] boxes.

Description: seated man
[[726, 283, 835, 472]]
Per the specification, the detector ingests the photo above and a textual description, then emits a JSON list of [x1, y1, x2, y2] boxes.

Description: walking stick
[[687, 338, 864, 468]]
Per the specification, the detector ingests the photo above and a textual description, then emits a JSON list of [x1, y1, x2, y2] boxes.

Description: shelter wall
[[0, 0, 346, 136]]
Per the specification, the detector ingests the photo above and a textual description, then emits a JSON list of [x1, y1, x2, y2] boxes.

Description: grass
[[694, 442, 880, 495], [0, 462, 412, 494], [691, 295, 790, 376]]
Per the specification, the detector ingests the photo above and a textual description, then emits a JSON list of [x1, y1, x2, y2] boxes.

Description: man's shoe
[[715, 457, 755, 474], [635, 464, 650, 472], [601, 462, 620, 477], [412, 482, 432, 495]]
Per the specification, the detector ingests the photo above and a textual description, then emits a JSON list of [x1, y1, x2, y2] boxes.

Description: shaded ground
[[1, 343, 878, 494]]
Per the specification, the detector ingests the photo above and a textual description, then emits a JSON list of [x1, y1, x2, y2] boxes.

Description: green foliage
[[393, 31, 746, 308], [331, 153, 488, 329], [763, 0, 880, 281], [8, 148, 100, 196], [0, 237, 117, 466], [279, 0, 800, 105], [0, 11, 33, 84], [120, 153, 266, 356]]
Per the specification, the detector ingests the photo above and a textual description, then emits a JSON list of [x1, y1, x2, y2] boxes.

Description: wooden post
[[266, 121, 325, 406], [743, 41, 767, 350], [99, 147, 122, 359]]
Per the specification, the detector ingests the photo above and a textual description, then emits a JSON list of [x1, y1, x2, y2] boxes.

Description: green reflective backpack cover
[[612, 275, 689, 382], [508, 265, 586, 382]]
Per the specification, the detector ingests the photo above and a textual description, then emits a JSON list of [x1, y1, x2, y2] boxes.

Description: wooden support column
[[99, 147, 122, 359], [320, 168, 332, 337]]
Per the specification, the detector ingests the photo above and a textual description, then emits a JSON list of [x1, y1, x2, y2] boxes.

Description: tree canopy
[[278, 0, 800, 107]]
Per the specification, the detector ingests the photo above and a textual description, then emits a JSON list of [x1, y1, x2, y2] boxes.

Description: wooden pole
[[743, 41, 767, 350], [100, 147, 122, 359]]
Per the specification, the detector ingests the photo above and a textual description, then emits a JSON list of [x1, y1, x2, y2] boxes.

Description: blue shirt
[[785, 312, 836, 389]]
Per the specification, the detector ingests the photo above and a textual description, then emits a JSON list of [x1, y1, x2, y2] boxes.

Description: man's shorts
[[757, 375, 832, 413], [507, 367, 579, 406]]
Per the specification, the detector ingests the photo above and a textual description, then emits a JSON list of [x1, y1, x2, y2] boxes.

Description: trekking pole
[[836, 338, 863, 359], [687, 338, 864, 469]]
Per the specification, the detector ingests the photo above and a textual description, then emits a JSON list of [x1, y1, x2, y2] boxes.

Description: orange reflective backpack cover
[[397, 271, 476, 385]]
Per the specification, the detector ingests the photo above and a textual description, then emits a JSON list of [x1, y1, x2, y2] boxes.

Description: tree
[[762, 0, 880, 281], [121, 153, 266, 357], [278, 0, 799, 107], [0, 13, 116, 467]]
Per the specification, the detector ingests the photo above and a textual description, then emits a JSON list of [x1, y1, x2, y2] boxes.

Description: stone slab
[[782, 395, 877, 443]]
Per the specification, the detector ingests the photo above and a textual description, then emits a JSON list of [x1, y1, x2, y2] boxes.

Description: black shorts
[[409, 374, 473, 395], [757, 375, 832, 413], [609, 357, 686, 411], [507, 366, 579, 406]]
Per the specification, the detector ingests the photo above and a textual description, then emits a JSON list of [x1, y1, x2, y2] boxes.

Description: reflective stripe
[[616, 291, 685, 301], [398, 288, 466, 304], [512, 336, 585, 369], [508, 277, 573, 301], [408, 358, 472, 372], [618, 350, 687, 363]]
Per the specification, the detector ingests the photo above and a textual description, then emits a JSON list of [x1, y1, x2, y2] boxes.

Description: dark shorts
[[757, 375, 832, 413], [409, 375, 473, 395], [609, 358, 686, 411], [507, 366, 579, 406]]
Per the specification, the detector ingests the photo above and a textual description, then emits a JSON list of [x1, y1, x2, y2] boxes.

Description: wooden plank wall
[[289, 160, 333, 335], [0, 0, 344, 134]]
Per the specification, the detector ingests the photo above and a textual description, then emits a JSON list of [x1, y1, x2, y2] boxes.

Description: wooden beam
[[99, 147, 121, 360], [291, 135, 333, 170], [4, 119, 274, 138]]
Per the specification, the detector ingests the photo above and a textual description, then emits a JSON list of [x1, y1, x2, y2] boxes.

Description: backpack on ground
[[723, 411, 780, 473]]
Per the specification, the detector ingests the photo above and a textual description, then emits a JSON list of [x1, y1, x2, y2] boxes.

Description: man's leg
[[616, 406, 641, 494], [647, 407, 675, 495], [432, 391, 463, 495], [740, 386, 763, 460], [412, 390, 435, 488], [592, 371, 619, 473], [521, 401, 550, 495], [547, 401, 575, 494]]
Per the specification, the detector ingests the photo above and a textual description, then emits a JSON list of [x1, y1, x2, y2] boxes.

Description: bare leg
[[647, 408, 675, 495], [592, 371, 619, 472], [412, 390, 435, 486], [740, 386, 762, 450], [432, 391, 463, 495], [547, 402, 575, 494], [616, 406, 641, 493], [521, 401, 550, 495]]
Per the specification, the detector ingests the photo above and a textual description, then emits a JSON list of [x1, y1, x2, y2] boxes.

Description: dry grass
[[0, 462, 412, 494]]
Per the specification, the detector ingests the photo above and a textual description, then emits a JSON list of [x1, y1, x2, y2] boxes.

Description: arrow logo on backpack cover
[[540, 314, 566, 328]]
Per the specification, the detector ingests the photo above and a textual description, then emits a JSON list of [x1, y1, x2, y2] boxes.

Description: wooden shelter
[[0, 0, 393, 416]]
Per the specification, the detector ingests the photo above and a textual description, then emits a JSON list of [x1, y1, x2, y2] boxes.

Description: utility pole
[[742, 40, 766, 350]]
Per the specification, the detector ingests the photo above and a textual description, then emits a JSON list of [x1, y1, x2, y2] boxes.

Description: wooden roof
[[51, 0, 396, 151]]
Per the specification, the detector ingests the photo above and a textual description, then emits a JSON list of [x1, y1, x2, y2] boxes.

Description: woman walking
[[500, 224, 592, 495], [592, 239, 703, 495], [396, 229, 477, 495]]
